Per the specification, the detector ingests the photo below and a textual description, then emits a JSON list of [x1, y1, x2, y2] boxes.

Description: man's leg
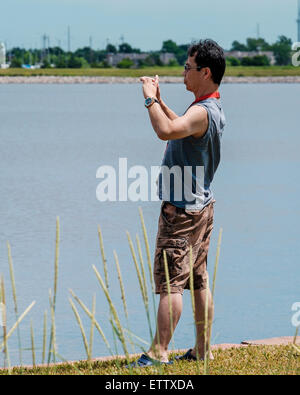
[[147, 293, 182, 362], [191, 287, 214, 359]]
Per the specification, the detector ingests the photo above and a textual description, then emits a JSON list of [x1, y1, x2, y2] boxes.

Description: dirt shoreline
[[0, 76, 300, 84]]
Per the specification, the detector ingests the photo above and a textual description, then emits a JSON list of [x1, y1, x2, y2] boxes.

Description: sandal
[[126, 353, 173, 368], [175, 349, 200, 361]]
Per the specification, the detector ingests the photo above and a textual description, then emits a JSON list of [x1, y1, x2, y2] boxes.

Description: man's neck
[[194, 84, 219, 99]]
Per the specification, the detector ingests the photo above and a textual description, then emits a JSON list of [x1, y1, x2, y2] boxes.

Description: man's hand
[[153, 75, 161, 102], [140, 75, 159, 99]]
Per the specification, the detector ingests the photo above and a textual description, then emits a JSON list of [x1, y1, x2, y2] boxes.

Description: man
[[131, 39, 226, 367]]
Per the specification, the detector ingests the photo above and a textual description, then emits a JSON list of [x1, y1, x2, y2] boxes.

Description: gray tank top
[[158, 98, 226, 210]]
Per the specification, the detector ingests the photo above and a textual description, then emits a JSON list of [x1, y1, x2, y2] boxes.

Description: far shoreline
[[0, 75, 300, 84]]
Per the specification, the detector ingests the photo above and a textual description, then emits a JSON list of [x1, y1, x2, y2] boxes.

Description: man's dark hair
[[188, 39, 226, 85]]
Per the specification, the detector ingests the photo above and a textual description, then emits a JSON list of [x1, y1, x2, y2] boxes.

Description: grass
[[0, 66, 300, 78], [0, 345, 299, 375]]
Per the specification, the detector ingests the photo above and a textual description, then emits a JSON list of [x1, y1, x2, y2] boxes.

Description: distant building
[[225, 50, 276, 65], [106, 52, 176, 67], [0, 42, 6, 67], [159, 52, 176, 65], [106, 52, 148, 67]]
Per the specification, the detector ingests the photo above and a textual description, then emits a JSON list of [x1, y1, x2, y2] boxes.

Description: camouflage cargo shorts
[[154, 200, 215, 295]]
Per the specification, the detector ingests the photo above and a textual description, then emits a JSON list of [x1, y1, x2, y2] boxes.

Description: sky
[[1, 0, 299, 51]]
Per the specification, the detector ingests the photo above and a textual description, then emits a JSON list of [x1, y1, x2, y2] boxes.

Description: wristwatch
[[144, 97, 159, 108]]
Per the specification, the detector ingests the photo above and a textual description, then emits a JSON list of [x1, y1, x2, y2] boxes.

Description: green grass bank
[[0, 66, 300, 78], [0, 345, 299, 375]]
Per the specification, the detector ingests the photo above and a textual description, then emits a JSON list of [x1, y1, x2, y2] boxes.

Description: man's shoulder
[[195, 99, 225, 125], [184, 103, 208, 120]]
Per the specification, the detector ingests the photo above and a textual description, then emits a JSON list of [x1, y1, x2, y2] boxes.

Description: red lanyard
[[191, 91, 220, 106]]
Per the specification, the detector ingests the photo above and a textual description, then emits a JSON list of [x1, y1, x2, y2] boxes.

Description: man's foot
[[175, 348, 214, 361], [147, 347, 169, 363], [126, 354, 173, 368], [175, 349, 198, 361]]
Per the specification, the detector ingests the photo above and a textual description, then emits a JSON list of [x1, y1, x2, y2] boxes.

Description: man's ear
[[203, 67, 212, 81]]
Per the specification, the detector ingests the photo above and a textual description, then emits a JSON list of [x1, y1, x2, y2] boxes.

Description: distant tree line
[[6, 36, 294, 68], [229, 35, 293, 66]]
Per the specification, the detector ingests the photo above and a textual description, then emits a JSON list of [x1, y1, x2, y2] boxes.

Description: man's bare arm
[[159, 99, 179, 120], [148, 103, 208, 141]]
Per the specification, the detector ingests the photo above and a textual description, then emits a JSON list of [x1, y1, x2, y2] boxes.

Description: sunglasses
[[184, 63, 203, 72]]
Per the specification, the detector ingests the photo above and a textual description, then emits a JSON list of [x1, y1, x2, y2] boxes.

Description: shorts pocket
[[155, 237, 188, 280]]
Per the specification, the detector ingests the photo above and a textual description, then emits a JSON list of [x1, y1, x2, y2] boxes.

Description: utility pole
[[297, 0, 300, 42], [256, 23, 260, 39], [4, 41, 8, 64], [89, 35, 93, 64], [67, 25, 71, 52], [42, 34, 47, 61], [47, 35, 50, 64]]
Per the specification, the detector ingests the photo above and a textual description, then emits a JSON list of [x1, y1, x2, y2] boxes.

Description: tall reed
[[0, 300, 36, 353], [189, 246, 196, 324], [92, 265, 130, 361], [42, 311, 47, 364], [97, 226, 120, 356], [114, 250, 135, 352], [30, 320, 36, 367], [204, 227, 223, 375], [89, 294, 96, 362], [126, 231, 153, 341], [48, 289, 57, 365], [189, 245, 201, 374], [69, 297, 90, 359], [136, 235, 149, 310], [138, 208, 157, 314], [114, 251, 129, 322], [0, 276, 10, 371], [7, 242, 23, 366], [203, 274, 210, 375], [97, 225, 109, 289], [47, 217, 60, 364], [69, 288, 112, 355], [212, 228, 223, 300]]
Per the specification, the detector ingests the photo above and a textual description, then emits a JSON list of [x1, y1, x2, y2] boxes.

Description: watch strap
[[145, 97, 159, 108]]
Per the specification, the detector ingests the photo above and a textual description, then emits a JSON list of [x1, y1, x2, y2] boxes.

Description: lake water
[[0, 83, 299, 367]]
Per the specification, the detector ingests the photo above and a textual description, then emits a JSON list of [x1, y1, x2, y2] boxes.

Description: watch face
[[145, 97, 152, 107]]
